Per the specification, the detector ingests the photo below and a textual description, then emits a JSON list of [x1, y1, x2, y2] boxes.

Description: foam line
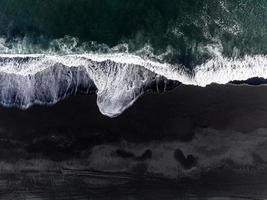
[[0, 53, 266, 116]]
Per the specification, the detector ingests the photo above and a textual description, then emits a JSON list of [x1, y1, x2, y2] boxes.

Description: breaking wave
[[0, 53, 178, 117], [0, 0, 266, 116], [0, 52, 266, 116], [0, 38, 266, 117]]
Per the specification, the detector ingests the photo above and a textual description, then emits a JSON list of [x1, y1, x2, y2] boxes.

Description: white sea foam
[[88, 128, 267, 179], [0, 53, 267, 117], [0, 52, 267, 85], [0, 51, 266, 116]]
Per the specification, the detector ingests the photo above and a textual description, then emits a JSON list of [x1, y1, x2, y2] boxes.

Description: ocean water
[[1, 0, 266, 64], [0, 0, 266, 61], [0, 1, 267, 199], [0, 0, 266, 116]]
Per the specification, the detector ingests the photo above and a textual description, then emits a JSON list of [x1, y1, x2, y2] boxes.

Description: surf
[[0, 51, 266, 117]]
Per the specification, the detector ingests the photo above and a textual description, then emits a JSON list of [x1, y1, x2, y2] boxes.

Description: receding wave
[[0, 53, 178, 117], [0, 45, 266, 117]]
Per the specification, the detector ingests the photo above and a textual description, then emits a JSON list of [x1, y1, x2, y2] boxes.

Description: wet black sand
[[0, 84, 267, 199], [1, 83, 267, 143]]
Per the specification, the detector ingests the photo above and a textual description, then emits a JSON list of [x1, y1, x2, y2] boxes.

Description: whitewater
[[0, 51, 266, 117]]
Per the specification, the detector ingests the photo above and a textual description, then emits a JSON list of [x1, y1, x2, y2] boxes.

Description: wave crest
[[0, 54, 178, 117], [0, 37, 267, 117]]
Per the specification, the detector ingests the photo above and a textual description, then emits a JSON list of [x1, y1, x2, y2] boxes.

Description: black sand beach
[[0, 84, 266, 199], [2, 83, 267, 143]]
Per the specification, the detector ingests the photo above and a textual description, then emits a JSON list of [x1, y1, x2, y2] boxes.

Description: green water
[[0, 0, 266, 68]]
